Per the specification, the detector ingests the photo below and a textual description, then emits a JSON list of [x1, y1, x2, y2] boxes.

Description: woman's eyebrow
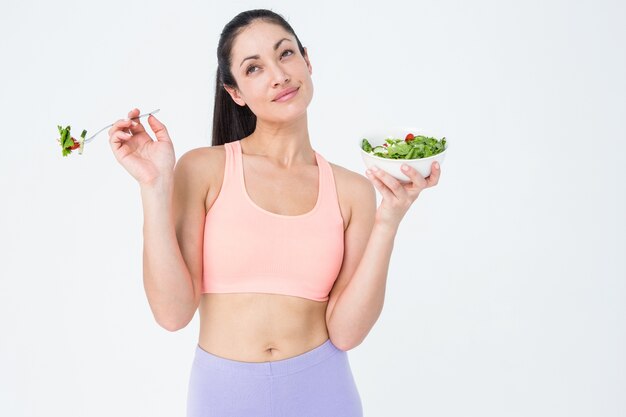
[[239, 38, 292, 68]]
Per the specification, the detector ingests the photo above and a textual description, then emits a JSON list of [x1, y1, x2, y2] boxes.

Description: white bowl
[[358, 128, 448, 181]]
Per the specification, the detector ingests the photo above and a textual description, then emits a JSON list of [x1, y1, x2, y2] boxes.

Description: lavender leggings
[[186, 338, 363, 417]]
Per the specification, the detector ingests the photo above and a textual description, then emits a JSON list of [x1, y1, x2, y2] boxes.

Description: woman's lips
[[273, 87, 299, 102]]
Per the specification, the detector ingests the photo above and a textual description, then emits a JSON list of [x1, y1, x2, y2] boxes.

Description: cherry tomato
[[405, 133, 415, 142], [69, 138, 80, 150]]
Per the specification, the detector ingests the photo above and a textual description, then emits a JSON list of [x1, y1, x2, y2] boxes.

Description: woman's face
[[224, 21, 313, 124]]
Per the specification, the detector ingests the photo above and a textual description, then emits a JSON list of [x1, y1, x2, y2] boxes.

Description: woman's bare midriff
[[198, 292, 330, 363], [195, 143, 350, 364]]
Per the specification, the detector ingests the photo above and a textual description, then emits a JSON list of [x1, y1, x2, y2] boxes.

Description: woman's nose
[[271, 65, 290, 86]]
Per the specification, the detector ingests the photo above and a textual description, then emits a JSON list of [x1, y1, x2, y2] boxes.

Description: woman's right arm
[[109, 108, 205, 331], [140, 159, 204, 331]]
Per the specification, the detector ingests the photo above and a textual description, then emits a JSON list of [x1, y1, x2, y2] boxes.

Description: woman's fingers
[[425, 162, 441, 187], [146, 114, 172, 143], [127, 108, 147, 135], [366, 169, 396, 201], [107, 108, 146, 138], [367, 162, 441, 199], [108, 118, 133, 137], [366, 167, 406, 201], [399, 164, 428, 190], [111, 129, 131, 143], [371, 167, 410, 198], [109, 129, 133, 152]]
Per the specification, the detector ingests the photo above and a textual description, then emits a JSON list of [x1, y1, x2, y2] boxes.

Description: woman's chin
[[258, 103, 310, 124]]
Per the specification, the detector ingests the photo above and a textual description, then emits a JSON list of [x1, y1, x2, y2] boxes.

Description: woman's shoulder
[[175, 144, 227, 190], [328, 161, 374, 192], [327, 161, 376, 212], [177, 144, 226, 171], [179, 143, 225, 160]]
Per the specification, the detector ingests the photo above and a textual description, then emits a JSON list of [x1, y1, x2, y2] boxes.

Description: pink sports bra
[[201, 139, 345, 302]]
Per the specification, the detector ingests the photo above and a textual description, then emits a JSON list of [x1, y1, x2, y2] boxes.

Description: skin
[[107, 20, 441, 362]]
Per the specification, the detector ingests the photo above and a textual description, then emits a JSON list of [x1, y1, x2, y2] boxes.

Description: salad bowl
[[358, 127, 448, 182]]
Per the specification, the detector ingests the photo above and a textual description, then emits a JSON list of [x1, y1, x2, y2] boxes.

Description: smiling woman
[[106, 7, 440, 417], [212, 12, 315, 145], [186, 9, 365, 417]]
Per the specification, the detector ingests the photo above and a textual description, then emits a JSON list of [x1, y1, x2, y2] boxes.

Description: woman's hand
[[365, 162, 441, 230], [108, 108, 175, 187]]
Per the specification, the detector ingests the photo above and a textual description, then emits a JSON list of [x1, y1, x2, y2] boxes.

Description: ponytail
[[211, 67, 256, 146]]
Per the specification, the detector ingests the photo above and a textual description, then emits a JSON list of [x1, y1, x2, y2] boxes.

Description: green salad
[[57, 125, 87, 157], [361, 132, 446, 160]]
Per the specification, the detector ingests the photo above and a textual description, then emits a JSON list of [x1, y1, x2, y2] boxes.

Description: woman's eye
[[246, 50, 293, 74]]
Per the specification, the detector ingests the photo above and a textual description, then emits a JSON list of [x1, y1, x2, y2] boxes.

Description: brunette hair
[[211, 9, 306, 146]]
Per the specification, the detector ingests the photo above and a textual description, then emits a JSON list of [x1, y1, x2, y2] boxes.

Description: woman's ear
[[303, 47, 312, 76], [223, 85, 246, 107]]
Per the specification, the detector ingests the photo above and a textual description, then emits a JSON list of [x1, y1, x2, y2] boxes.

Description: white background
[[1, 0, 624, 416]]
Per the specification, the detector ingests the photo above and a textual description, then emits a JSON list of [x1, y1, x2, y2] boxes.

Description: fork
[[83, 108, 160, 144]]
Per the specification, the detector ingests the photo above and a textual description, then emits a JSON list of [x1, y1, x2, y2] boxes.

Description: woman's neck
[[242, 112, 315, 168]]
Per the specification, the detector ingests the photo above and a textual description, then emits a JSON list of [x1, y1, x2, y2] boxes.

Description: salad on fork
[[57, 125, 87, 156], [56, 109, 160, 157]]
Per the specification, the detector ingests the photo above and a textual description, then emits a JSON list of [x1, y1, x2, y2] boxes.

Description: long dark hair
[[211, 9, 306, 146]]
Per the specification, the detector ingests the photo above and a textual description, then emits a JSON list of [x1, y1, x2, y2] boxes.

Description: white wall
[[1, 0, 624, 416]]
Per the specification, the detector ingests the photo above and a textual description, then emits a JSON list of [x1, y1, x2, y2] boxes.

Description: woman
[[108, 9, 440, 417]]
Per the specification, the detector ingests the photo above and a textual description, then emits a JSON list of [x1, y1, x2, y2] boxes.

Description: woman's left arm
[[326, 162, 441, 351]]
